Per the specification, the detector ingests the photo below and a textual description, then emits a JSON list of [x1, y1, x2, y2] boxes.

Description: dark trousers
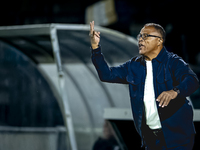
[[142, 124, 166, 150], [142, 124, 195, 150]]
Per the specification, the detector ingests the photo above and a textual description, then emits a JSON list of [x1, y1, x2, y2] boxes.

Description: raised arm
[[90, 21, 129, 84]]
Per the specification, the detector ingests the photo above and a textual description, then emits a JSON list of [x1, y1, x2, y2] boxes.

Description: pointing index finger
[[90, 21, 94, 35]]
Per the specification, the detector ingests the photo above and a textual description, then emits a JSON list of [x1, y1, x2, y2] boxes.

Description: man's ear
[[158, 39, 163, 46]]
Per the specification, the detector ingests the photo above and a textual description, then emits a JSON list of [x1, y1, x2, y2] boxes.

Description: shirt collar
[[153, 46, 167, 63]]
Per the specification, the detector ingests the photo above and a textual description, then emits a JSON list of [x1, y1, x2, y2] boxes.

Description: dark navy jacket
[[91, 46, 199, 148]]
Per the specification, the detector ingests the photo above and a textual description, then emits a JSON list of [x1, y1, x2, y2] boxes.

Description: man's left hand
[[156, 90, 178, 108]]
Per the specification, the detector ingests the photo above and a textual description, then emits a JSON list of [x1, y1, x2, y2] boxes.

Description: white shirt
[[144, 61, 161, 129]]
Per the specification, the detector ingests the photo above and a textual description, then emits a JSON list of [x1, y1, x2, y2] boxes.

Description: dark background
[[0, 0, 199, 65], [0, 0, 199, 149]]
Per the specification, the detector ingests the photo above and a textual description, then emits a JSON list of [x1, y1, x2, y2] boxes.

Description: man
[[89, 21, 199, 149], [92, 121, 121, 150]]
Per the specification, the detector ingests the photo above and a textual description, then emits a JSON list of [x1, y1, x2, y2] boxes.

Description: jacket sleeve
[[171, 57, 199, 98], [91, 46, 129, 84]]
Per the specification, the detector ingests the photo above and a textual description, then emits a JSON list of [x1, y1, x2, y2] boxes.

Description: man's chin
[[139, 49, 144, 55]]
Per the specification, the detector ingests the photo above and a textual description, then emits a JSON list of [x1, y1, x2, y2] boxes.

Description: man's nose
[[139, 37, 144, 42]]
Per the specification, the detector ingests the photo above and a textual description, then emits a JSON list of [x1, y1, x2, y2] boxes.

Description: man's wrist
[[91, 45, 101, 55], [172, 87, 180, 95], [91, 44, 99, 50]]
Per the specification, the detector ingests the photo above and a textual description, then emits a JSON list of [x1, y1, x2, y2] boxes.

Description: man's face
[[138, 26, 162, 56]]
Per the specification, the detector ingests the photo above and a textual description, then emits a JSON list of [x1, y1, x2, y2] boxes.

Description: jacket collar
[[139, 46, 167, 65], [153, 46, 167, 63]]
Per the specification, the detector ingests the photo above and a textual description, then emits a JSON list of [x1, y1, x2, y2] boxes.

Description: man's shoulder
[[122, 55, 143, 69], [166, 50, 184, 61], [130, 55, 143, 62], [166, 51, 180, 59], [166, 50, 188, 66]]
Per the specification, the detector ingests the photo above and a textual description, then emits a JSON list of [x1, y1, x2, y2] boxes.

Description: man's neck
[[145, 46, 163, 61]]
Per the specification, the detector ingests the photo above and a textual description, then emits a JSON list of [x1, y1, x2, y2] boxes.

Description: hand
[[89, 21, 100, 49], [156, 90, 178, 108]]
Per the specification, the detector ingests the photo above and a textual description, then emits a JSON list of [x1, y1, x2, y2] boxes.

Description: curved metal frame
[[0, 24, 138, 150]]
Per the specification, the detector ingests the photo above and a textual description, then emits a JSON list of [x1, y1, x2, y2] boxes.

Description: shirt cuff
[[91, 45, 101, 55]]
